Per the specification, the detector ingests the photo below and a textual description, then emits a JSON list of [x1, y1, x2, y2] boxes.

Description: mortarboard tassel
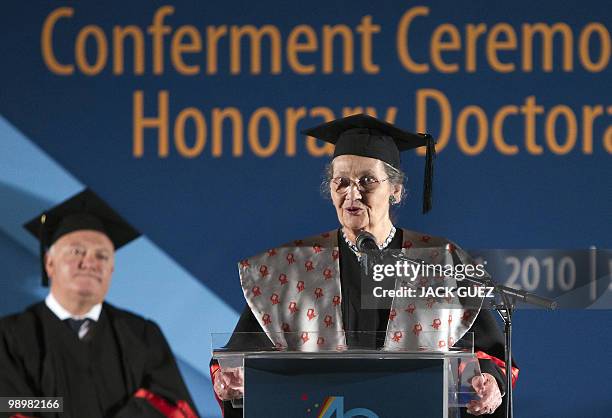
[[422, 134, 436, 213], [39, 214, 50, 287]]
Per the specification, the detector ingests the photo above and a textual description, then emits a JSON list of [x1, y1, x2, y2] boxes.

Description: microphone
[[356, 231, 380, 252], [355, 231, 381, 278]]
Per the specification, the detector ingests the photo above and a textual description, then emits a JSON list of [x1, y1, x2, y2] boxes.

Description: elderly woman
[[211, 114, 517, 417]]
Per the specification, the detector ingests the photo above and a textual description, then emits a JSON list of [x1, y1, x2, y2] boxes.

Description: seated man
[[0, 189, 198, 418]]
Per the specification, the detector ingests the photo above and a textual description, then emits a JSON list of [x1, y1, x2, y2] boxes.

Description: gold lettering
[[465, 24, 486, 72], [342, 107, 367, 116], [522, 23, 573, 72], [133, 90, 169, 157], [174, 108, 206, 158], [431, 23, 461, 73], [487, 23, 517, 73], [520, 95, 544, 154], [383, 107, 398, 124], [416, 89, 451, 154], [306, 107, 335, 156], [287, 25, 318, 75], [206, 26, 227, 74], [357, 15, 381, 73], [171, 26, 202, 75], [581, 105, 603, 154], [457, 106, 488, 156], [230, 25, 282, 74], [285, 107, 307, 156], [248, 107, 281, 157], [396, 6, 430, 73], [604, 124, 612, 154], [75, 25, 108, 75], [113, 26, 145, 75], [492, 106, 519, 155], [578, 23, 611, 72], [41, 7, 74, 75], [212, 108, 243, 157], [545, 105, 577, 154], [147, 6, 174, 75], [322, 24, 354, 73]]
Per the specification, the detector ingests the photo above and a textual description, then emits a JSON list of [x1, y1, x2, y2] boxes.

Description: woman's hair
[[320, 158, 408, 204]]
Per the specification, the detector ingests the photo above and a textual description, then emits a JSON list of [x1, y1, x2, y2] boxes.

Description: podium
[[212, 332, 480, 418]]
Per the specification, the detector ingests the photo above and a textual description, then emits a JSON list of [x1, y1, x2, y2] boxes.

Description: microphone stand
[[452, 271, 556, 418], [361, 249, 557, 418], [481, 279, 555, 418]]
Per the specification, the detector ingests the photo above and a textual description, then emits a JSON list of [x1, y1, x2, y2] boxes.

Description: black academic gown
[[215, 230, 516, 418], [0, 302, 197, 418]]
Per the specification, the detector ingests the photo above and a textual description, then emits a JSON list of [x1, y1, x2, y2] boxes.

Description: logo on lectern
[[316, 396, 379, 418]]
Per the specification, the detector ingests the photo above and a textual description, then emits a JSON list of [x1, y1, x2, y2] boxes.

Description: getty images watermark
[[369, 259, 495, 300]]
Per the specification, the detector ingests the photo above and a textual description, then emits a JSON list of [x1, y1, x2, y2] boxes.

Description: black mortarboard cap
[[301, 114, 436, 213], [23, 188, 140, 286]]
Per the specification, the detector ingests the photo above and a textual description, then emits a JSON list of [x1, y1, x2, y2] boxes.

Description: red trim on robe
[[134, 388, 198, 418], [475, 350, 520, 388], [210, 362, 225, 416]]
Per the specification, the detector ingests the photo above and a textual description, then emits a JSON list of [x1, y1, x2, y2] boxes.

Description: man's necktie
[[65, 318, 93, 339]]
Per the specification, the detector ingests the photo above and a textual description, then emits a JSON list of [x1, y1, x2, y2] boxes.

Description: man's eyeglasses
[[331, 176, 389, 194]]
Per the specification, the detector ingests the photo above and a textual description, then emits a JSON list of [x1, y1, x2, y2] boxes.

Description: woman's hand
[[212, 367, 244, 401], [466, 373, 503, 415]]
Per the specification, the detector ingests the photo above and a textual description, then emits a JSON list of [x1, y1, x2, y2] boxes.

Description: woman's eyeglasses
[[331, 176, 389, 194]]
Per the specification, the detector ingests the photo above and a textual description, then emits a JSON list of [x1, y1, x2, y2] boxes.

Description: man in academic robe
[[0, 189, 198, 418]]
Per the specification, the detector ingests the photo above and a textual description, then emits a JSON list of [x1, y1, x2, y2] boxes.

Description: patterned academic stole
[[239, 231, 345, 351]]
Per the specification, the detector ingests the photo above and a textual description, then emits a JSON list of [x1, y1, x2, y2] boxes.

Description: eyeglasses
[[331, 176, 389, 194]]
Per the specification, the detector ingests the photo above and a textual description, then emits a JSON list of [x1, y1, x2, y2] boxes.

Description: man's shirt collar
[[45, 293, 102, 321]]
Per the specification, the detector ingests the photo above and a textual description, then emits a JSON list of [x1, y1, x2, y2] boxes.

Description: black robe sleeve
[[210, 305, 270, 418], [0, 316, 37, 418], [112, 319, 198, 418], [224, 305, 272, 351], [462, 309, 518, 418], [469, 310, 510, 393]]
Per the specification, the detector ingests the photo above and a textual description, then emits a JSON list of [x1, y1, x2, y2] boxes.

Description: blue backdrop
[[0, 1, 610, 416]]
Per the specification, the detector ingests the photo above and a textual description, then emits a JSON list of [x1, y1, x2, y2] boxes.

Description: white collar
[[45, 293, 102, 322]]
